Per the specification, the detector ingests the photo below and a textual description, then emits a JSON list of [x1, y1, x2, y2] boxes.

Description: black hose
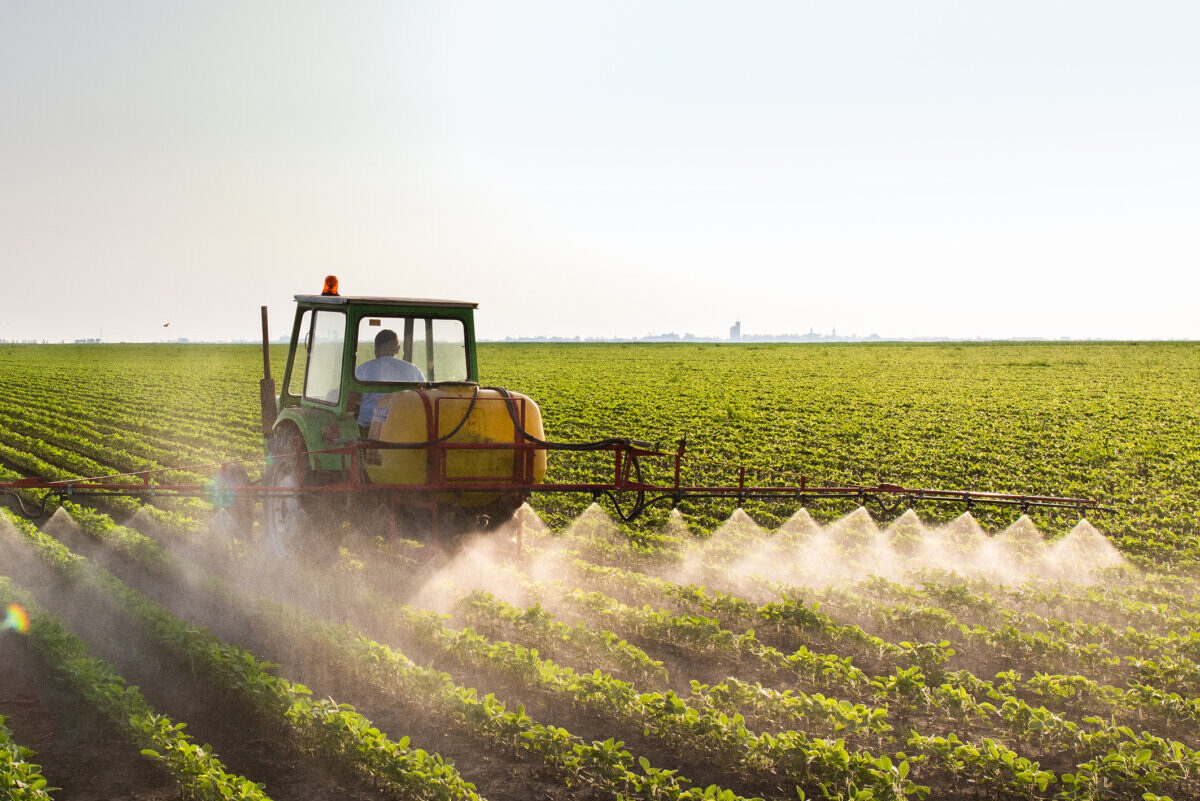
[[1, 489, 55, 520], [602, 453, 647, 521]]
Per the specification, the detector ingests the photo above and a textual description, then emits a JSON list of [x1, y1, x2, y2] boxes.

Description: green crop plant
[[0, 716, 56, 800]]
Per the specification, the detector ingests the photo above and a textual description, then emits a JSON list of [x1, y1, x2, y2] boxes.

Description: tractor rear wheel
[[264, 426, 341, 562], [264, 426, 311, 557]]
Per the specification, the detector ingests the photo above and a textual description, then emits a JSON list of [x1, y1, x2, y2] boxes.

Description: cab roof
[[295, 294, 478, 310]]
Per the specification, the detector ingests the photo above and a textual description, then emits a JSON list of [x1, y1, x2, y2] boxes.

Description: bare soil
[[0, 634, 182, 801]]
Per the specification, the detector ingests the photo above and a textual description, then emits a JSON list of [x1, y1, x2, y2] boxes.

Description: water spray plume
[[672, 508, 777, 597], [129, 507, 168, 541], [884, 509, 924, 556], [39, 507, 94, 562], [566, 503, 622, 543], [409, 534, 526, 615], [995, 515, 1046, 560], [914, 513, 978, 575], [512, 503, 550, 537], [709, 510, 775, 598], [1043, 519, 1127, 583], [662, 508, 690, 540], [825, 507, 884, 556], [778, 508, 819, 539], [42, 506, 82, 540], [672, 504, 1131, 593]]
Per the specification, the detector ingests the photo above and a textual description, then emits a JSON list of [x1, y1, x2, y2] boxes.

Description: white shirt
[[356, 356, 425, 427]]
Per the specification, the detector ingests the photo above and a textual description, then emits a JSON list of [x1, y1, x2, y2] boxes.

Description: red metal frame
[[0, 437, 1110, 524]]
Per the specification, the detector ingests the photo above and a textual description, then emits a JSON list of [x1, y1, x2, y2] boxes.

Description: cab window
[[354, 316, 468, 384], [286, 310, 310, 398], [303, 310, 346, 404]]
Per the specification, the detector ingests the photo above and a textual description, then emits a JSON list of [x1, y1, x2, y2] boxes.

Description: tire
[[264, 426, 311, 557], [264, 425, 342, 563]]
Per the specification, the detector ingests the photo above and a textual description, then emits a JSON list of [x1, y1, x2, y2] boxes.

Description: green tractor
[[258, 276, 547, 555]]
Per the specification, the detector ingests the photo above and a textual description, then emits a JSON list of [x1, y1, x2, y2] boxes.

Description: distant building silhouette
[[729, 320, 741, 342]]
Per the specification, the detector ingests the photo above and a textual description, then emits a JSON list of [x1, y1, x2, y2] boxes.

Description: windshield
[[354, 315, 468, 384]]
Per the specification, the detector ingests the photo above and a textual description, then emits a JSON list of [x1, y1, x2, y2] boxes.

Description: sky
[[1, 2, 1198, 342]]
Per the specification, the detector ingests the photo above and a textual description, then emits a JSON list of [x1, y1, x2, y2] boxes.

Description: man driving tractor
[[354, 329, 425, 434]]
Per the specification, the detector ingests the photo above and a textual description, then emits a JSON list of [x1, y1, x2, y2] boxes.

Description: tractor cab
[[274, 284, 480, 468]]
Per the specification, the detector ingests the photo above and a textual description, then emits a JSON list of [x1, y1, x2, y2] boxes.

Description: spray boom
[[0, 434, 1107, 535]]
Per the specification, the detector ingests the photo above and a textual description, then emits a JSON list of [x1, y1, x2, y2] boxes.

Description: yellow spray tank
[[365, 384, 548, 508]]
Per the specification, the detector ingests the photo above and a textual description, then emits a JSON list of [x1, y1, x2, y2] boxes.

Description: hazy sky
[[2, 2, 1197, 342]]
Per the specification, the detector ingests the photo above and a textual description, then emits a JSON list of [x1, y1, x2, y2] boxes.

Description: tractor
[[258, 276, 550, 554]]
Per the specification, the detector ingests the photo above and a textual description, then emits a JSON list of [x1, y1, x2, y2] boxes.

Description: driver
[[355, 329, 425, 432]]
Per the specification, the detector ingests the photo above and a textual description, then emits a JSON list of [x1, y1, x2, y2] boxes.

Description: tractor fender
[[273, 407, 357, 473]]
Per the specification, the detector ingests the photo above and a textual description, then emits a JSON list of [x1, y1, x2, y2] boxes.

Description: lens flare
[[2, 603, 30, 634]]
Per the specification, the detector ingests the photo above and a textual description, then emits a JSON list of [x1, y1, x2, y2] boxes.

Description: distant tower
[[729, 320, 741, 342]]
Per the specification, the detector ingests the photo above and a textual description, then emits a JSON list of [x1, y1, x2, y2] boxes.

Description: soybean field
[[0, 341, 1198, 801]]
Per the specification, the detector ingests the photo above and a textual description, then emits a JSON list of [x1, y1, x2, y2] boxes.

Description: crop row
[[0, 714, 55, 801], [0, 508, 484, 801], [733, 574, 1200, 729], [0, 404, 200, 484], [451, 586, 671, 688], [5, 340, 1200, 561], [242, 554, 922, 797], [0, 377, 258, 462], [489, 563, 1092, 797], [33, 479, 927, 798], [59, 497, 917, 800], [0, 573, 271, 801], [0, 445, 200, 539], [0, 357, 261, 432], [845, 572, 1200, 644], [815, 580, 1200, 686]]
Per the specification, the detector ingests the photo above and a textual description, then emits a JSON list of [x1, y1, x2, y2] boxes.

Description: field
[[0, 340, 1198, 800]]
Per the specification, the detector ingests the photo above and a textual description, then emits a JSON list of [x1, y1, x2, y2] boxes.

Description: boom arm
[[0, 435, 1110, 523]]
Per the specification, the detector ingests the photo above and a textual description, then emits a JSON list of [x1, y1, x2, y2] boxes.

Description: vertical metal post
[[673, 439, 684, 491], [259, 306, 277, 438], [403, 317, 415, 362], [261, 307, 271, 378], [425, 318, 436, 381]]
